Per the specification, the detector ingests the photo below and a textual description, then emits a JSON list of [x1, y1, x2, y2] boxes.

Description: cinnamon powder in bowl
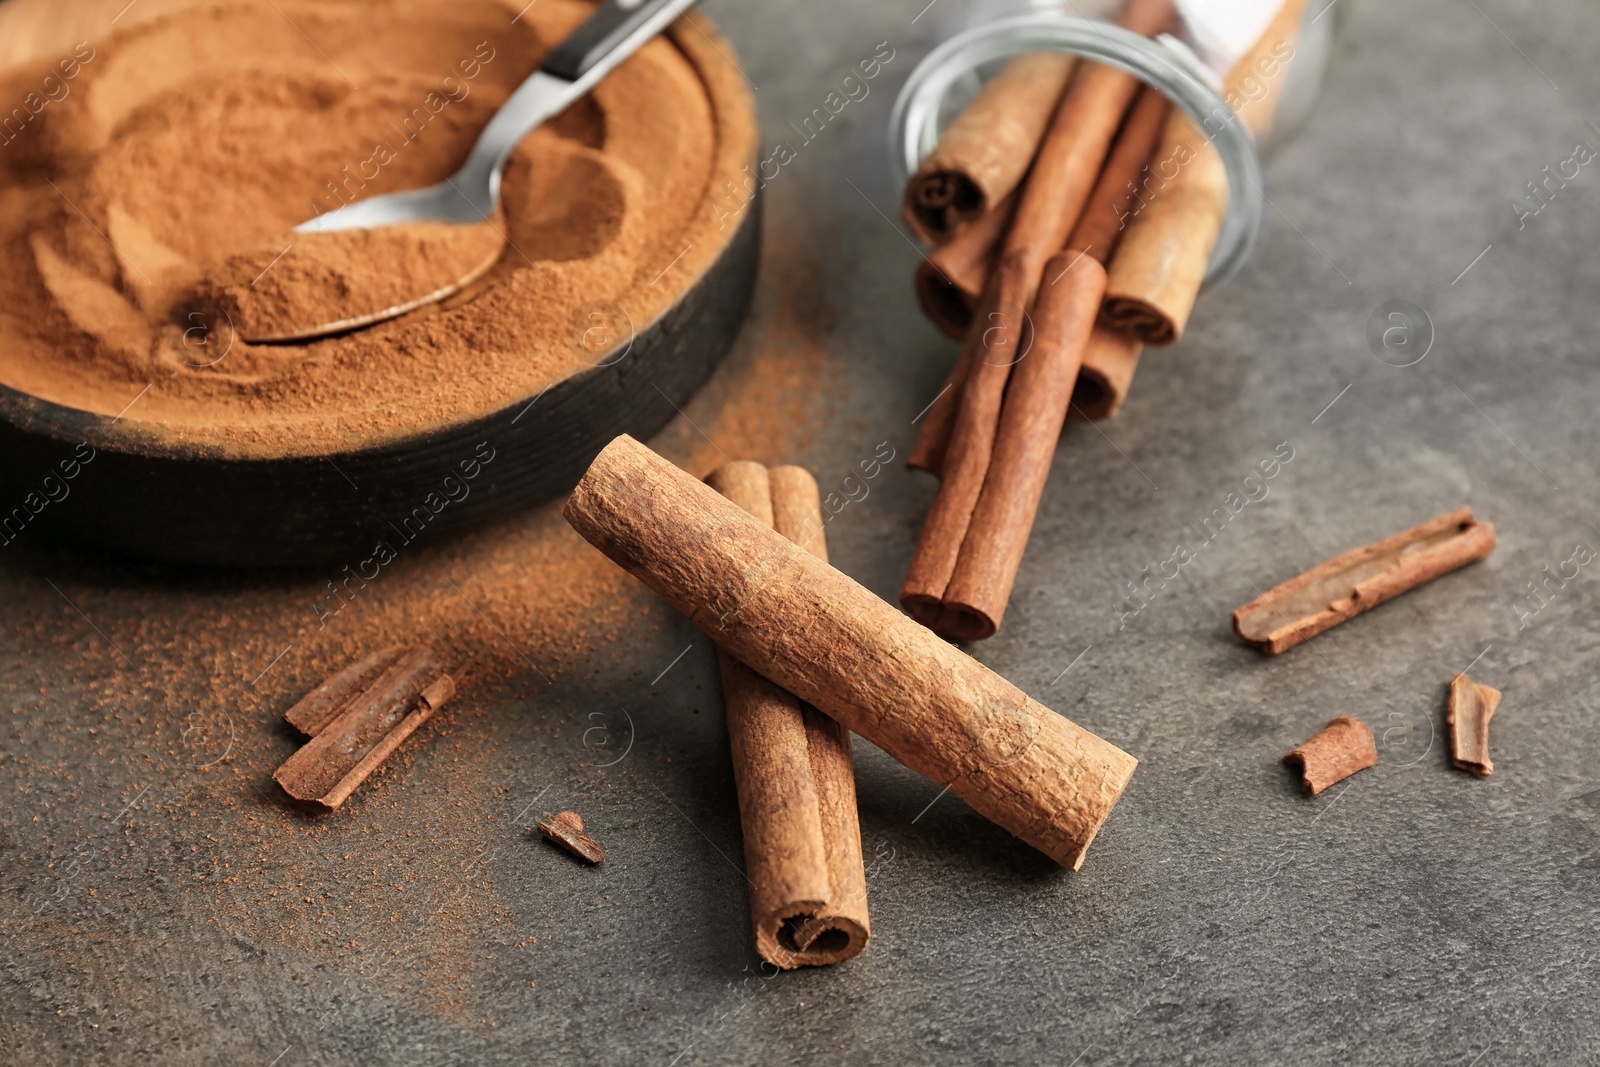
[[0, 0, 760, 565]]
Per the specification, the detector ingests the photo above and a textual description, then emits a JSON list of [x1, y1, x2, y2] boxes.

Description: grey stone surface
[[5, 0, 1600, 1063]]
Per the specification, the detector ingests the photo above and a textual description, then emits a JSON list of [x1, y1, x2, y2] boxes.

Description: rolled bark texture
[[706, 461, 869, 968], [1233, 507, 1496, 655], [902, 53, 1076, 244], [1102, 0, 1311, 345], [1283, 716, 1376, 795], [566, 435, 1137, 869]]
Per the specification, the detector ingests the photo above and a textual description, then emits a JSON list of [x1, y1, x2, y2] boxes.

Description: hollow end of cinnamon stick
[[923, 601, 996, 644], [1100, 295, 1178, 346], [902, 52, 1078, 244], [760, 910, 869, 970], [1233, 507, 1496, 655], [914, 258, 978, 341], [1070, 326, 1144, 421], [1283, 716, 1376, 796], [1448, 673, 1501, 777]]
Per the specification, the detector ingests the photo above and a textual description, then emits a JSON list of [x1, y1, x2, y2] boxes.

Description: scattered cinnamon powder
[[0, 0, 842, 1030], [0, 0, 756, 456]]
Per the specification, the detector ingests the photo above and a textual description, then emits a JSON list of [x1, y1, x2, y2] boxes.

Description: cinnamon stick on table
[[1102, 0, 1310, 345], [273, 645, 456, 811], [707, 461, 869, 969], [903, 53, 1076, 244], [1283, 716, 1376, 795], [902, 0, 1175, 626], [1448, 673, 1501, 777], [565, 435, 1137, 870], [1233, 507, 1497, 655]]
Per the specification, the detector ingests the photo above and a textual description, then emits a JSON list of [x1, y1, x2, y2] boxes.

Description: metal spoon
[[239, 0, 699, 343]]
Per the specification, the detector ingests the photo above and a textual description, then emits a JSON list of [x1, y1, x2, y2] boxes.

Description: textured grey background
[[6, 0, 1600, 1063]]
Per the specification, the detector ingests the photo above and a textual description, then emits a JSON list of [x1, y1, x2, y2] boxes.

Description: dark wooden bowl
[[0, 195, 760, 568]]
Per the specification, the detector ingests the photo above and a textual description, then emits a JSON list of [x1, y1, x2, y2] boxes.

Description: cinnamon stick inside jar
[[902, 252, 1033, 624], [913, 192, 1017, 342], [1102, 0, 1310, 345], [706, 461, 869, 969], [916, 89, 1167, 416], [565, 436, 1137, 869], [902, 53, 1076, 244], [937, 253, 1105, 641], [902, 0, 1174, 621]]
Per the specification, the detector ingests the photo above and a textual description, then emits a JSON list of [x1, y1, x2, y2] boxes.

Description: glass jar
[[889, 1, 1340, 286]]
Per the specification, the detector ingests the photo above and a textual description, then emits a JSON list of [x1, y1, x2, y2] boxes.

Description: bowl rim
[[0, 7, 758, 464]]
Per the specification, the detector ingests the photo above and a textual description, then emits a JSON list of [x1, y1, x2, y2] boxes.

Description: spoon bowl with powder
[[207, 0, 699, 344]]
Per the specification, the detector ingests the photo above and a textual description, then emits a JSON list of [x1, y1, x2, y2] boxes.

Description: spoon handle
[[543, 0, 698, 82], [456, 0, 701, 213]]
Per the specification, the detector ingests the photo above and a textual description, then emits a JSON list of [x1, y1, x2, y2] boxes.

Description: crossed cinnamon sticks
[[902, 0, 1311, 642], [564, 437, 1136, 878]]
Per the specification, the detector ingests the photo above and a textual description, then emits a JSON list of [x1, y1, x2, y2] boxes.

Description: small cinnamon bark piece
[[538, 811, 604, 864], [708, 461, 869, 968], [1448, 673, 1501, 777], [272, 646, 453, 811], [1283, 716, 1376, 795], [283, 644, 406, 737], [1233, 508, 1496, 655]]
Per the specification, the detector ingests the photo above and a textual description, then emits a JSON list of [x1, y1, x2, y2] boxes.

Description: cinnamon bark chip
[[537, 811, 605, 864], [1283, 716, 1376, 795], [1102, 0, 1310, 345], [564, 435, 1137, 870], [283, 644, 407, 737], [1448, 673, 1501, 777], [272, 645, 455, 811], [1233, 507, 1496, 655], [707, 461, 869, 968], [902, 53, 1077, 244]]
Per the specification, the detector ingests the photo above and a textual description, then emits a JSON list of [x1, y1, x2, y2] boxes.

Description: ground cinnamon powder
[[0, 0, 755, 456], [1, 0, 841, 1026]]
